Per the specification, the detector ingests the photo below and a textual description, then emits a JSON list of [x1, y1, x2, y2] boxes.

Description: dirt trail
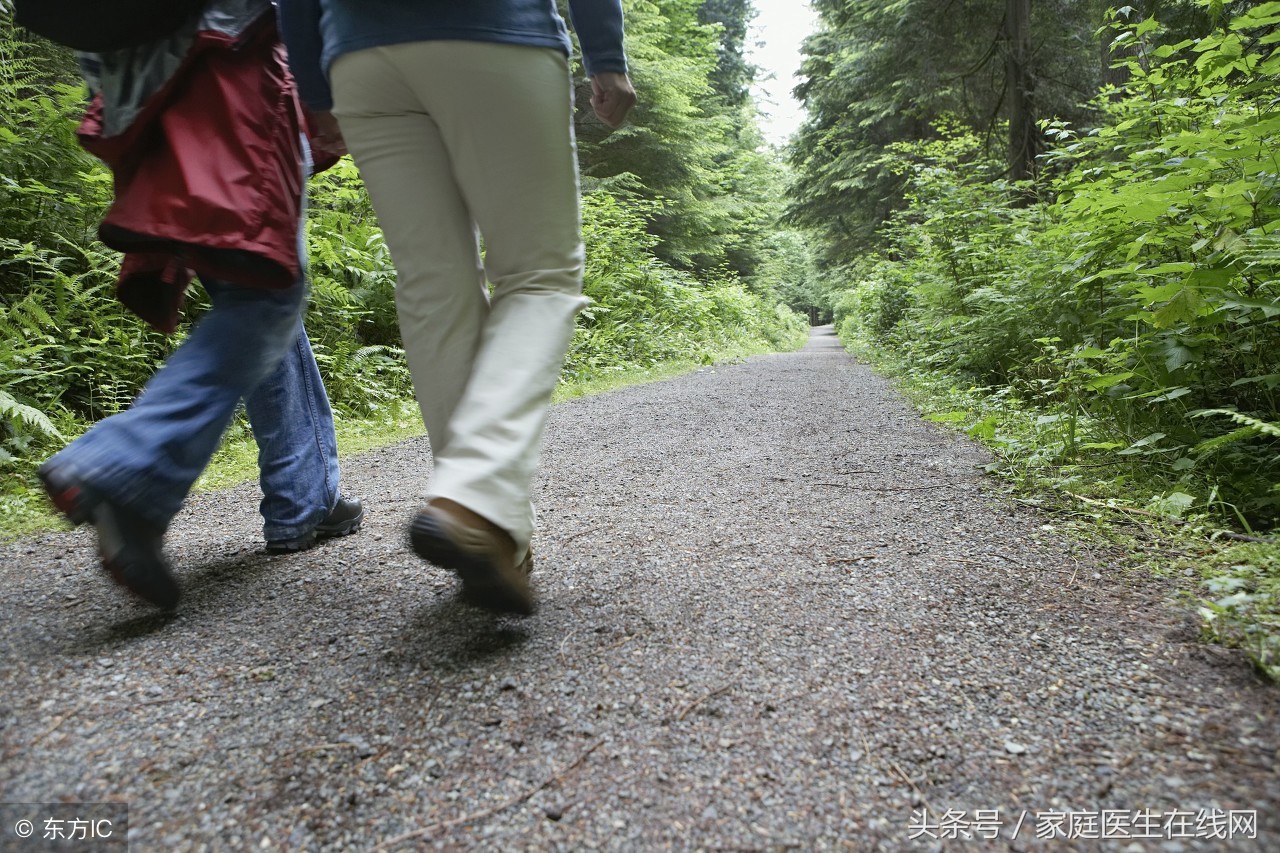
[[2, 327, 1277, 850]]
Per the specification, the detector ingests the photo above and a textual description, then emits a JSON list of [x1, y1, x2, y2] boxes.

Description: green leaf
[[1118, 432, 1167, 455], [925, 411, 970, 424], [1085, 371, 1135, 391], [1147, 491, 1196, 518], [1152, 287, 1206, 328]]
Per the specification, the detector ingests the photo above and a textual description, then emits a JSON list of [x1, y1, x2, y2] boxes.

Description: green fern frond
[[1194, 408, 1280, 439], [0, 388, 63, 440]]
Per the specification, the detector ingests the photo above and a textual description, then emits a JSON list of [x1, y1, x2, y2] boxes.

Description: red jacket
[[78, 17, 325, 332]]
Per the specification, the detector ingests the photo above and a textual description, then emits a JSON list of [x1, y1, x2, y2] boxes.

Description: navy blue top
[[276, 0, 628, 110]]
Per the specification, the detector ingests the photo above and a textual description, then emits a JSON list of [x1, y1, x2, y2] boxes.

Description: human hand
[[310, 110, 347, 157], [590, 72, 636, 129]]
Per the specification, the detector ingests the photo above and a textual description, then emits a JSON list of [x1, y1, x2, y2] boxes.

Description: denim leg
[[244, 319, 340, 542], [45, 278, 306, 530]]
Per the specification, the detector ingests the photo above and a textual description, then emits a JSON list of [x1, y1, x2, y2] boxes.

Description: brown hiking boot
[[408, 499, 534, 616]]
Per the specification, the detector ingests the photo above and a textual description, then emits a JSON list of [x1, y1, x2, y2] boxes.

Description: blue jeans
[[46, 276, 340, 542]]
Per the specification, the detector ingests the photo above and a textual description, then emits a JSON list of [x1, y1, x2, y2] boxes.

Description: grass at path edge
[[835, 330, 1280, 681]]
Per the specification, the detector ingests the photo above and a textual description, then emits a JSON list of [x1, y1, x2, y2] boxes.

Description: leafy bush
[[568, 191, 807, 378], [0, 22, 171, 465], [833, 3, 1280, 531]]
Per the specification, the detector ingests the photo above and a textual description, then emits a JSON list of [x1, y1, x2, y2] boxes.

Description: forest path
[[2, 327, 1277, 849]]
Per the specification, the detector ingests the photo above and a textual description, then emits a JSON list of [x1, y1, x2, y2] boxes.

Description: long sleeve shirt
[[276, 0, 628, 110]]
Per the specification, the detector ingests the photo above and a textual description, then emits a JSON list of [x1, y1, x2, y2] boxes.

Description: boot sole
[[409, 512, 534, 616]]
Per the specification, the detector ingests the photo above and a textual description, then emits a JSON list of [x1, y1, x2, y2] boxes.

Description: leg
[[330, 49, 489, 468], [413, 44, 586, 557], [244, 318, 342, 544], [41, 277, 306, 606], [47, 277, 307, 527], [332, 43, 585, 556], [246, 132, 361, 551]]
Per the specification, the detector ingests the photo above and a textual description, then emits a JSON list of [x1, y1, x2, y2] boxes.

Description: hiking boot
[[38, 463, 179, 610], [266, 496, 365, 554], [408, 500, 534, 616]]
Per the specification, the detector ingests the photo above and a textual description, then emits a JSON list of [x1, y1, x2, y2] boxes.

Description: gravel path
[[2, 326, 1277, 851]]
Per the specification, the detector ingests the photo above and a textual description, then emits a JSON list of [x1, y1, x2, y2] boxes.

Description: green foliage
[[830, 2, 1280, 532], [303, 157, 413, 415], [696, 0, 756, 109], [1199, 543, 1280, 680], [788, 0, 1107, 262], [0, 19, 172, 462], [575, 0, 803, 284], [568, 191, 807, 377]]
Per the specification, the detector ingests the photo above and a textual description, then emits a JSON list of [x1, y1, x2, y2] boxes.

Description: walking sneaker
[[38, 463, 180, 610], [409, 501, 534, 616], [266, 496, 365, 554]]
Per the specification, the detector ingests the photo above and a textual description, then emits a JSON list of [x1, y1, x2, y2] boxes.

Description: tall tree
[[787, 0, 1104, 262], [572, 0, 791, 280], [1004, 0, 1037, 183], [697, 0, 756, 109]]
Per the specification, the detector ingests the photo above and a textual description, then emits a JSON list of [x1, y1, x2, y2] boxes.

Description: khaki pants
[[331, 41, 586, 556]]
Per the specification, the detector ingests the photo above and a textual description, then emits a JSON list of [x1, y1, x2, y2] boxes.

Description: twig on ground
[[862, 733, 933, 813], [31, 697, 91, 746], [284, 742, 366, 758], [134, 694, 207, 708], [815, 482, 961, 492], [561, 526, 602, 543], [888, 758, 928, 801], [675, 683, 735, 722], [371, 739, 603, 851], [942, 553, 1030, 570], [557, 629, 579, 661]]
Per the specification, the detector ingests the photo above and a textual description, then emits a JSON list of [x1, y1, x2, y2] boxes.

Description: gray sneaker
[[266, 497, 365, 554]]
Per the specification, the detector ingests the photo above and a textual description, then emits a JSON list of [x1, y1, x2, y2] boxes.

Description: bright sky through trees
[[746, 0, 817, 146]]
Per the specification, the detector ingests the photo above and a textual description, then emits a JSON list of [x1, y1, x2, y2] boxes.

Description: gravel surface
[[2, 326, 1278, 851]]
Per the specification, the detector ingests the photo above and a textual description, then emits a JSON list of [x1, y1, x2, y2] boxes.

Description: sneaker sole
[[39, 466, 179, 610], [409, 512, 534, 616], [267, 505, 366, 554]]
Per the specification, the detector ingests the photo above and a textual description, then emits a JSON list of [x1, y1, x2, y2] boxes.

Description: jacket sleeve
[[276, 0, 333, 110], [566, 0, 628, 77]]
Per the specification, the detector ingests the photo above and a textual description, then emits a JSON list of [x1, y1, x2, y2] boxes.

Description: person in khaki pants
[[278, 0, 636, 615]]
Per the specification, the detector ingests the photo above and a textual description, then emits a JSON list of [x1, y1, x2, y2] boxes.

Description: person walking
[[277, 0, 635, 615], [38, 0, 363, 611]]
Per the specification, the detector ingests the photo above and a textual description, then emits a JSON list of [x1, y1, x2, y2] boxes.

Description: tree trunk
[[1005, 0, 1037, 185]]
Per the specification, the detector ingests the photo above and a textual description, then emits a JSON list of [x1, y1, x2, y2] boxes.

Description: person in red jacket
[[38, 0, 362, 611]]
